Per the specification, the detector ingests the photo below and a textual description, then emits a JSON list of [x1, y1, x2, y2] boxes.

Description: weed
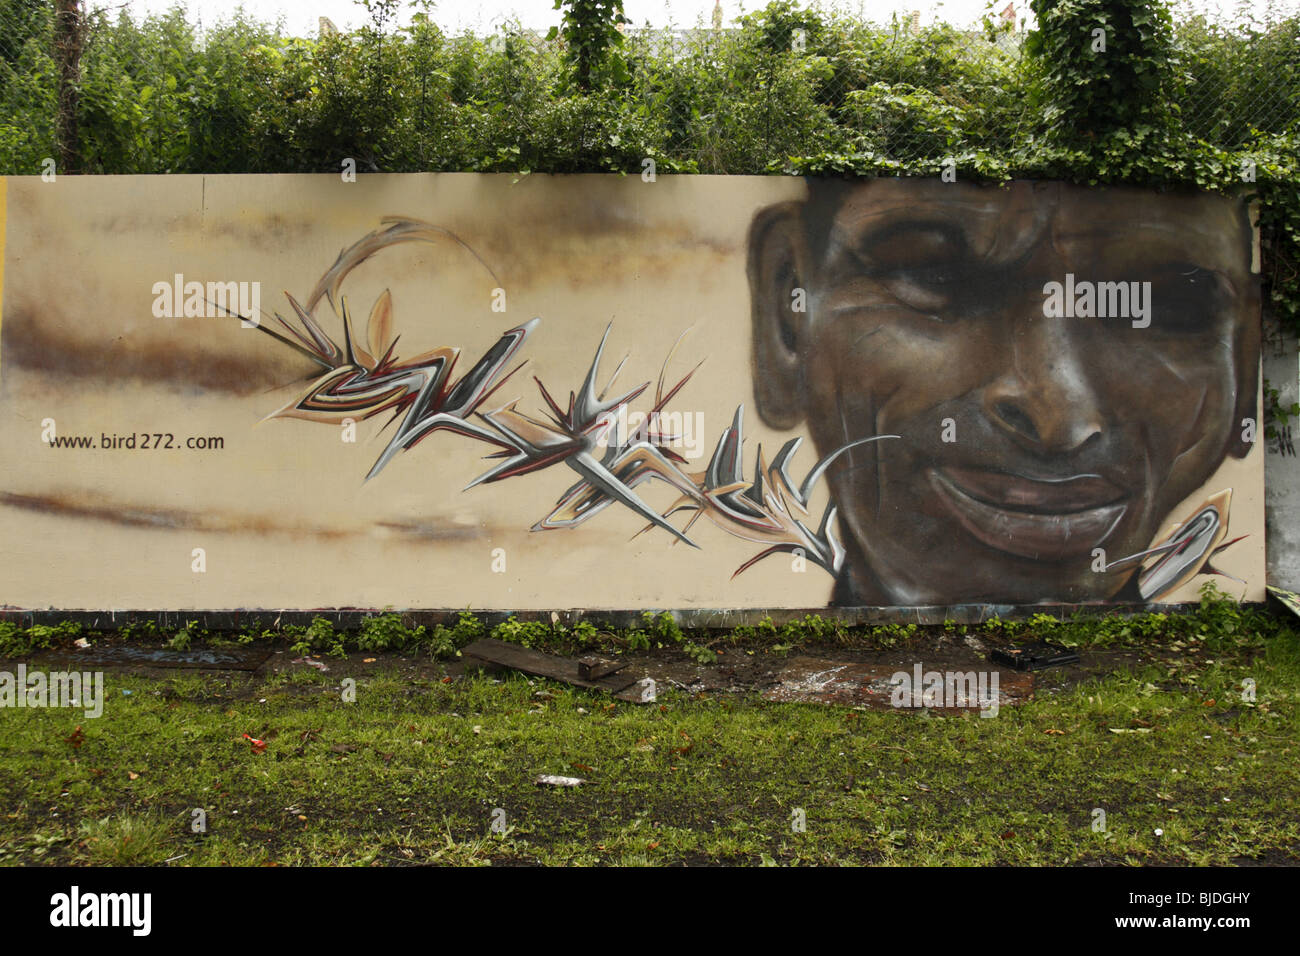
[[286, 617, 346, 658], [167, 621, 204, 651], [491, 616, 553, 648], [0, 621, 27, 657], [78, 813, 172, 866], [642, 611, 683, 646], [450, 610, 485, 645], [358, 612, 423, 652], [120, 619, 161, 641], [683, 641, 717, 664], [6, 619, 87, 656]]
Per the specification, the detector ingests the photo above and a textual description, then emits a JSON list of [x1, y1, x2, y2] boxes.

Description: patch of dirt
[[19, 631, 1166, 707]]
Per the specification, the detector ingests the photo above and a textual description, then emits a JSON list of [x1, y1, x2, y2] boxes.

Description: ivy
[[548, 0, 630, 92]]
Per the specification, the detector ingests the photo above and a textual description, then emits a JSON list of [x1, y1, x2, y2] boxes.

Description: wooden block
[[578, 656, 629, 680]]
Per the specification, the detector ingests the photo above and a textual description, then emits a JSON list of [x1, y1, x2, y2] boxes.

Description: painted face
[[750, 179, 1259, 605]]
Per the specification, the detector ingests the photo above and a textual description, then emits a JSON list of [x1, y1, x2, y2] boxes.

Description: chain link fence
[[0, 1, 1296, 175]]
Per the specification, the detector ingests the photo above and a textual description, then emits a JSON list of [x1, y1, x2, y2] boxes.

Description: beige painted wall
[[0, 174, 1266, 610]]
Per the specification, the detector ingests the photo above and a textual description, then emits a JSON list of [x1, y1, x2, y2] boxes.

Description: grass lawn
[[1, 596, 1297, 866]]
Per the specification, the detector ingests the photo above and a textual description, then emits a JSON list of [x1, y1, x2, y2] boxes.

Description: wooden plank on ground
[[461, 638, 645, 699]]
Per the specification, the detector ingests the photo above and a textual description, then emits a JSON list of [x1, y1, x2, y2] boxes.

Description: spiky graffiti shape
[[654, 408, 898, 577], [1103, 489, 1245, 599], [231, 219, 536, 480], [470, 326, 899, 579], [230, 218, 893, 579], [465, 324, 708, 547], [263, 295, 537, 482]]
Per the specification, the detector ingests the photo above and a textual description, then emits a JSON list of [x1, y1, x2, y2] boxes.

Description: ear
[[747, 201, 812, 430], [1227, 275, 1262, 460]]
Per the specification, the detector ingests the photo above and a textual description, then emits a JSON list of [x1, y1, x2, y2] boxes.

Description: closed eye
[[841, 221, 976, 315], [878, 268, 965, 312], [851, 220, 968, 269]]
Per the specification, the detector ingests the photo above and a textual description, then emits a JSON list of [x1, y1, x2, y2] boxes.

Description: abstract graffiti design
[[246, 220, 534, 480], [1104, 490, 1246, 600], [234, 217, 895, 581]]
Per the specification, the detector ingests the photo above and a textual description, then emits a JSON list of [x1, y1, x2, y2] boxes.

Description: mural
[[0, 175, 1264, 610]]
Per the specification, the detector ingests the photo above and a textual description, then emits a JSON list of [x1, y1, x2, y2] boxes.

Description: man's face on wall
[[748, 179, 1259, 605]]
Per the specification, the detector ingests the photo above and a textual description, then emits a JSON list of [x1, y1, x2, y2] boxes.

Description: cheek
[[1101, 342, 1236, 471], [801, 309, 997, 431]]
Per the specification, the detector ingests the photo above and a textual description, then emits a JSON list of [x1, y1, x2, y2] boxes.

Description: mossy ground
[[1, 592, 1297, 866]]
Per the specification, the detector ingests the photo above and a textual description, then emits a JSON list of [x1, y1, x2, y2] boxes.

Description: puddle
[[30, 644, 273, 671]]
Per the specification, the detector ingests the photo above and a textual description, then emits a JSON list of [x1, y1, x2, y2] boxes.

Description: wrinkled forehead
[[816, 179, 1251, 273]]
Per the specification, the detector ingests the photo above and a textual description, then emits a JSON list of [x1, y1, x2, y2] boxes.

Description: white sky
[[111, 0, 1299, 37]]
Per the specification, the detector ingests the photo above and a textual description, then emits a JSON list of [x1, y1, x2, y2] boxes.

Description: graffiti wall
[[0, 174, 1265, 610]]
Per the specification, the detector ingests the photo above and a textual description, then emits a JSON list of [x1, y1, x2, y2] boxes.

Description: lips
[[929, 466, 1128, 561]]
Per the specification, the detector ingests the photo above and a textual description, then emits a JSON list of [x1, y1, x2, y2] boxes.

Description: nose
[[981, 315, 1105, 455]]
